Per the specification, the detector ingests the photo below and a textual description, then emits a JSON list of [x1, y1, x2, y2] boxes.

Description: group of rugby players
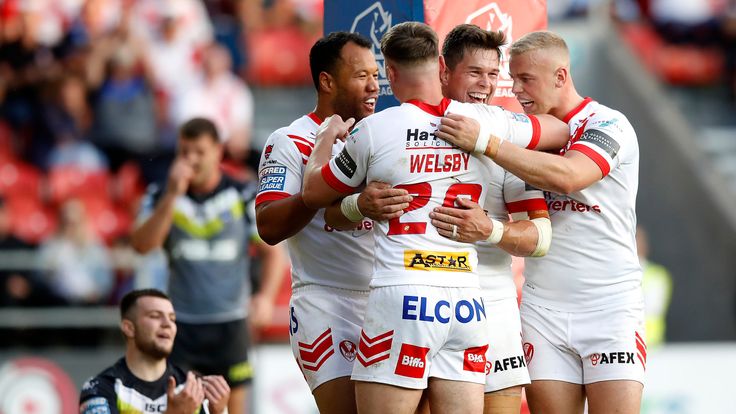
[[256, 21, 644, 414]]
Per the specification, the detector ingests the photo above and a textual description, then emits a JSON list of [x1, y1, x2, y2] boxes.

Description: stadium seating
[[47, 167, 111, 205], [0, 161, 43, 200], [6, 196, 57, 244]]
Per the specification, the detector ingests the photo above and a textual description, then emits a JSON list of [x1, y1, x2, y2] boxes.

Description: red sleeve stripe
[[255, 191, 291, 206], [321, 164, 357, 194], [526, 115, 541, 149], [287, 134, 314, 147], [569, 143, 611, 177], [506, 198, 548, 213], [293, 142, 313, 159]]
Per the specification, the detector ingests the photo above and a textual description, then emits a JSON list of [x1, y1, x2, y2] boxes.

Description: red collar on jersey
[[308, 112, 323, 125], [563, 97, 594, 124], [406, 97, 452, 116]]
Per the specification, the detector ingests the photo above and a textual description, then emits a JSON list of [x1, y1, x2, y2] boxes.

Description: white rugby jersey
[[478, 159, 547, 301], [523, 97, 642, 311], [322, 98, 540, 288], [256, 113, 374, 291]]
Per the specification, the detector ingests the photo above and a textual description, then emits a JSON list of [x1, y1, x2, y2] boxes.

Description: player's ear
[[439, 55, 449, 85], [554, 66, 567, 88], [319, 71, 334, 94], [121, 319, 135, 339], [386, 64, 397, 84]]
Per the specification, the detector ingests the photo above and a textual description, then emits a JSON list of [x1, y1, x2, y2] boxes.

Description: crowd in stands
[[615, 0, 736, 95], [0, 0, 321, 307]]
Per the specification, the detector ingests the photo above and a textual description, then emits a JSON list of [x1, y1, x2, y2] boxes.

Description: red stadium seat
[[78, 196, 133, 245], [246, 28, 316, 86], [0, 121, 17, 161], [619, 22, 724, 85], [6, 196, 57, 244], [0, 161, 42, 200], [47, 167, 111, 205], [112, 161, 145, 211]]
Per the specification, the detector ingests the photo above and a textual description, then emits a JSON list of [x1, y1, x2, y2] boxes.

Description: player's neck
[[550, 89, 585, 121], [190, 170, 221, 195], [395, 83, 444, 105], [312, 103, 332, 124], [125, 349, 167, 382]]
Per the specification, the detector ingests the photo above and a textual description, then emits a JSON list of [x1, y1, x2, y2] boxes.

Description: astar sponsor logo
[[394, 343, 430, 378], [590, 352, 636, 366], [404, 250, 472, 272], [491, 355, 527, 373], [401, 295, 486, 324]]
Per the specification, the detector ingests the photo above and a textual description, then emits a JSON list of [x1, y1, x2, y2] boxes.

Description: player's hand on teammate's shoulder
[[166, 157, 194, 196], [429, 197, 492, 243], [317, 115, 355, 143], [166, 371, 204, 414], [436, 113, 481, 153], [358, 181, 413, 221], [202, 375, 230, 414]]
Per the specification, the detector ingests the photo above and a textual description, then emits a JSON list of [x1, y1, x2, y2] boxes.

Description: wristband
[[484, 135, 501, 159], [474, 128, 491, 155], [486, 218, 504, 244], [340, 193, 364, 222]]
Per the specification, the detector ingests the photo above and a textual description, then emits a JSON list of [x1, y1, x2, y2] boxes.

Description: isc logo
[[401, 355, 424, 368]]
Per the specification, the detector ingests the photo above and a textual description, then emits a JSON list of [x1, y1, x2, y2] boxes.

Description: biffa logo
[[394, 343, 430, 378]]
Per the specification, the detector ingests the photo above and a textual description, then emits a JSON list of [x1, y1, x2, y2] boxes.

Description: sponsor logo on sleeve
[[403, 250, 472, 272], [335, 148, 357, 178], [264, 144, 273, 160], [579, 129, 620, 159], [508, 112, 530, 123], [80, 397, 111, 414], [258, 165, 287, 192]]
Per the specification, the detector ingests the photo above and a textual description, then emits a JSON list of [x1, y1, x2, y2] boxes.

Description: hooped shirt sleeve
[[457, 103, 541, 150], [500, 109, 542, 150], [321, 119, 372, 193], [79, 376, 118, 414], [256, 129, 310, 206], [502, 172, 548, 221], [567, 114, 627, 178]]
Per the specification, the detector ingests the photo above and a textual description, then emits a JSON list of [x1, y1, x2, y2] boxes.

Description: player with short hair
[[430, 23, 552, 414], [80, 289, 230, 414], [437, 30, 645, 414], [255, 32, 412, 414], [131, 118, 287, 414], [301, 22, 568, 414]]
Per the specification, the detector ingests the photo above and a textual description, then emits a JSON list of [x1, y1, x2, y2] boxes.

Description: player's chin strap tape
[[530, 217, 552, 257], [340, 193, 364, 222]]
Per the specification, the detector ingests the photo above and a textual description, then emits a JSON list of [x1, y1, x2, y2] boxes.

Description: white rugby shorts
[[482, 296, 530, 392], [288, 285, 369, 391], [351, 285, 489, 389], [520, 301, 646, 385]]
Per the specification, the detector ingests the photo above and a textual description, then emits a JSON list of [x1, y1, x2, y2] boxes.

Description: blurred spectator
[[174, 43, 253, 163], [94, 43, 157, 170], [0, 196, 60, 306], [637, 226, 673, 347], [36, 74, 108, 171], [38, 199, 113, 305]]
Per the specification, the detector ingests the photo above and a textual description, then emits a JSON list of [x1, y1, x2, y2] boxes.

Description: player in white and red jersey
[[301, 22, 568, 414], [427, 24, 553, 414], [436, 31, 644, 414], [254, 32, 412, 414]]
